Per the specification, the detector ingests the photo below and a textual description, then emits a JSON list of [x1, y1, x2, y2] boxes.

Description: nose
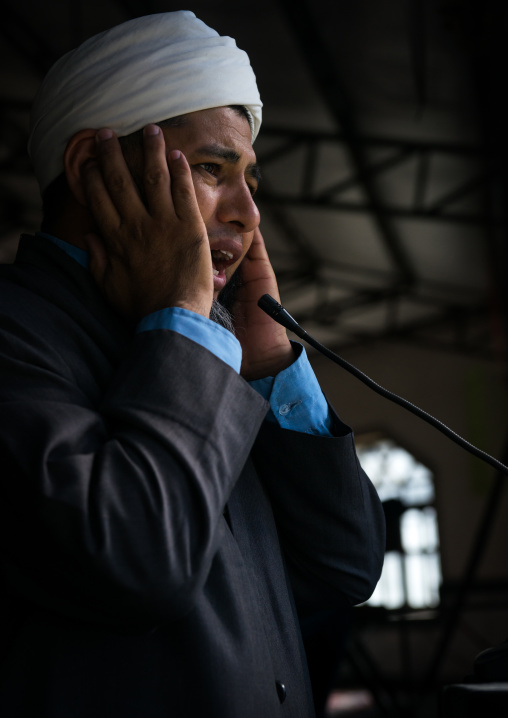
[[216, 179, 260, 234]]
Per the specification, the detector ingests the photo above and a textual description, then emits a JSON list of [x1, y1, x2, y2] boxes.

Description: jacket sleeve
[[0, 325, 268, 628], [252, 409, 386, 612]]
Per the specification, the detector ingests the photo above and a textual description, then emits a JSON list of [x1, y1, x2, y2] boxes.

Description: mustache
[[206, 228, 243, 242]]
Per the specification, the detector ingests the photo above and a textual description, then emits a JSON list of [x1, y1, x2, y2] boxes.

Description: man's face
[[159, 107, 261, 298]]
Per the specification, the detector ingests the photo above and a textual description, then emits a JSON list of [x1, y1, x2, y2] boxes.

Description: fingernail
[[96, 128, 114, 142], [144, 124, 160, 136], [169, 149, 181, 160]]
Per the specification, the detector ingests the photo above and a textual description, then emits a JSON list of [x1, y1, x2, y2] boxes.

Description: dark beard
[[209, 268, 242, 335]]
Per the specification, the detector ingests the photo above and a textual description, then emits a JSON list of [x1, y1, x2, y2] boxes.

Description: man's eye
[[199, 163, 220, 175]]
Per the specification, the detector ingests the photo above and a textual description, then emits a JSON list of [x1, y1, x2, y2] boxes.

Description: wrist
[[241, 342, 296, 381]]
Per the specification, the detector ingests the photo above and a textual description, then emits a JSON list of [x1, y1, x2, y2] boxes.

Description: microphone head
[[257, 294, 307, 337], [257, 294, 283, 317]]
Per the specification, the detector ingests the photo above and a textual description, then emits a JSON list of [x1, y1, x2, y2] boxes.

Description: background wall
[[310, 337, 508, 692]]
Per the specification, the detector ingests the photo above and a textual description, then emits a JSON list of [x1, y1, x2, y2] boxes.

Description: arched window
[[356, 434, 441, 610]]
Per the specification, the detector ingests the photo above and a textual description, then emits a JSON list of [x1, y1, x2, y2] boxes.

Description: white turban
[[28, 11, 262, 194]]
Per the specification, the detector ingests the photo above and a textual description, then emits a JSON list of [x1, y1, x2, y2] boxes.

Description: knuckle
[[173, 184, 196, 208], [145, 167, 166, 187], [107, 171, 129, 194], [89, 193, 107, 212]]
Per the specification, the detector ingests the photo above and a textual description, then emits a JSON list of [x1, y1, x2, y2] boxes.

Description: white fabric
[[28, 11, 262, 194]]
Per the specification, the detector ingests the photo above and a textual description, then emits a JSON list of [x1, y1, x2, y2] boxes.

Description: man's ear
[[63, 129, 98, 207]]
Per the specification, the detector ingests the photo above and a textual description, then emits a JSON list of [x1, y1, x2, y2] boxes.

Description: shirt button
[[275, 680, 287, 703], [279, 404, 291, 416]]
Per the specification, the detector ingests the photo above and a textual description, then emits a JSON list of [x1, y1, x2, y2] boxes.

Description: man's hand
[[82, 126, 213, 322], [232, 228, 295, 381]]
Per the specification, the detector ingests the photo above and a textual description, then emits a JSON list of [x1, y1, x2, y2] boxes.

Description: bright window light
[[356, 435, 442, 610]]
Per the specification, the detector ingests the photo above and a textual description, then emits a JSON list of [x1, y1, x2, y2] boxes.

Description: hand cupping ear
[[82, 127, 213, 322]]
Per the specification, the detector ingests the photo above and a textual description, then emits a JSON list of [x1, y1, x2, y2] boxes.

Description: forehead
[[161, 106, 256, 161]]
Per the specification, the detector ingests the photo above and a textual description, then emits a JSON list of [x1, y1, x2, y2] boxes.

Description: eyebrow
[[194, 143, 262, 183]]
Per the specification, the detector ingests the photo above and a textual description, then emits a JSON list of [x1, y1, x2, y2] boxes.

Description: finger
[[82, 158, 122, 238], [141, 125, 171, 217], [167, 150, 202, 221], [238, 227, 281, 302], [94, 129, 146, 219], [245, 227, 268, 260], [242, 228, 275, 280]]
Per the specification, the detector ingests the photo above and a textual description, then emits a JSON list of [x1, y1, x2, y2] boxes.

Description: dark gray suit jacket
[[0, 236, 385, 717]]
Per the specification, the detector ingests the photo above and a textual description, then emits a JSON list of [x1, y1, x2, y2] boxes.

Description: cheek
[[192, 179, 215, 224]]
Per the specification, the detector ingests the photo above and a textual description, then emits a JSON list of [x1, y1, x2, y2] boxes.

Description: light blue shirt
[[38, 232, 332, 436]]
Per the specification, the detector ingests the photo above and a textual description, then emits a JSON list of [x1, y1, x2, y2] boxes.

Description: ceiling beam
[[256, 128, 493, 226], [278, 0, 417, 286], [260, 127, 485, 157], [258, 192, 499, 227]]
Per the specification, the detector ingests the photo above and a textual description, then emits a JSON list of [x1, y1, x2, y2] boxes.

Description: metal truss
[[257, 127, 496, 229], [255, 127, 502, 360], [261, 0, 505, 360]]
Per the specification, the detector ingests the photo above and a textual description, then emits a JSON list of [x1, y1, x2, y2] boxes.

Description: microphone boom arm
[[258, 294, 508, 476]]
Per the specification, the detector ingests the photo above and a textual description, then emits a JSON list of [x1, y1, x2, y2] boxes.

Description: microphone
[[258, 294, 508, 476]]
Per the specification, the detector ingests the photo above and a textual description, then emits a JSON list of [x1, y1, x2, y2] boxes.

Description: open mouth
[[210, 244, 241, 292], [211, 248, 234, 277]]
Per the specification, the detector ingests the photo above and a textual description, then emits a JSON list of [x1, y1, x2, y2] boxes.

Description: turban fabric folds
[[28, 11, 262, 194]]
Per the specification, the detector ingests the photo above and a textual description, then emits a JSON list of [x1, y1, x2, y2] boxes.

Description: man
[[0, 12, 385, 718]]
